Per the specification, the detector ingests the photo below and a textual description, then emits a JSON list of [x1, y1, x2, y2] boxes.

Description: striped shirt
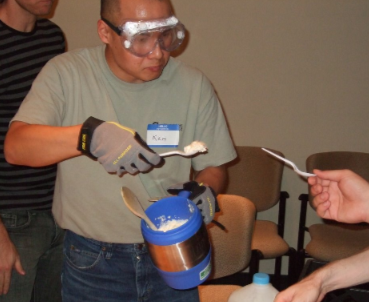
[[0, 18, 65, 210]]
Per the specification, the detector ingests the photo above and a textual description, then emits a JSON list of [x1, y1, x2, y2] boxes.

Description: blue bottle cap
[[253, 273, 270, 285]]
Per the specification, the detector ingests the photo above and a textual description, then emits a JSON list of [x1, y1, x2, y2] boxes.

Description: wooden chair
[[198, 194, 256, 302], [225, 146, 298, 289], [296, 151, 369, 276]]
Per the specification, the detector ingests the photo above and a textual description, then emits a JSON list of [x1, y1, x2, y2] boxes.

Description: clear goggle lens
[[123, 23, 185, 57]]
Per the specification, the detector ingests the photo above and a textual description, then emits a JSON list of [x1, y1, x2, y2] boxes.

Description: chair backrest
[[296, 151, 369, 273], [207, 194, 256, 279], [225, 146, 285, 212], [306, 151, 369, 203]]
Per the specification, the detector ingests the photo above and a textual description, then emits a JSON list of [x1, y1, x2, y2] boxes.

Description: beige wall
[[51, 0, 369, 274]]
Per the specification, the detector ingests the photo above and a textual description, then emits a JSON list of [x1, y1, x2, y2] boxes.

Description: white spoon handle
[[159, 150, 198, 157], [262, 148, 316, 178]]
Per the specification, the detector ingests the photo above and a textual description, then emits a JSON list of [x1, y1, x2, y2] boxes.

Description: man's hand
[[0, 229, 25, 295], [78, 117, 161, 175], [274, 277, 325, 302], [167, 181, 219, 224], [308, 169, 369, 223]]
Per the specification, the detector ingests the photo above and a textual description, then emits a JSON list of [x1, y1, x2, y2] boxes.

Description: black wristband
[[77, 116, 104, 159]]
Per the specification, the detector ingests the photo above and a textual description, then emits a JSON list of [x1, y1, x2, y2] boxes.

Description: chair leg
[[250, 250, 300, 290], [275, 248, 299, 290], [287, 248, 298, 286], [274, 256, 282, 277], [296, 249, 306, 280], [274, 256, 282, 290], [249, 250, 263, 284]]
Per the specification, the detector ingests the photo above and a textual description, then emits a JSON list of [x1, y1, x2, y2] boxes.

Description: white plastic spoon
[[159, 141, 208, 157], [262, 148, 316, 178]]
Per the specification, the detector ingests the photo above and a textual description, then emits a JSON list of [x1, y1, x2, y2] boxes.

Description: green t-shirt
[[13, 45, 236, 243]]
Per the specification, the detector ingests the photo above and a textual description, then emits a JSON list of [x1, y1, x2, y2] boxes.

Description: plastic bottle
[[228, 273, 279, 302]]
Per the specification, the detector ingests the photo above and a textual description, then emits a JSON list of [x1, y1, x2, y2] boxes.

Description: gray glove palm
[[78, 117, 161, 175]]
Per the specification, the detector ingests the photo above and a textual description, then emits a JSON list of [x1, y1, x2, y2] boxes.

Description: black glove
[[167, 181, 220, 224], [77, 116, 161, 175]]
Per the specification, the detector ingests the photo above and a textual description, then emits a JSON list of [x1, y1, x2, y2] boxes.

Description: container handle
[[178, 190, 191, 199]]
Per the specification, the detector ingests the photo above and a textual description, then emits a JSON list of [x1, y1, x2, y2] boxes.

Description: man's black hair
[[100, 0, 121, 20], [100, 0, 172, 20]]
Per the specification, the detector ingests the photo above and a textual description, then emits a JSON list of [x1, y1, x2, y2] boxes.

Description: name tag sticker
[[147, 124, 180, 148]]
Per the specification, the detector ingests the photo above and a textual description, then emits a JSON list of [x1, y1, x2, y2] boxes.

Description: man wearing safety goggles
[[4, 0, 237, 301], [97, 1, 186, 83]]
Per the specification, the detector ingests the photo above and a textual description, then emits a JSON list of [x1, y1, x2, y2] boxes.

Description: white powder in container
[[157, 219, 188, 232]]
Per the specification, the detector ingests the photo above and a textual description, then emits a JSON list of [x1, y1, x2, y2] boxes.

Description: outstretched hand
[[308, 169, 369, 223]]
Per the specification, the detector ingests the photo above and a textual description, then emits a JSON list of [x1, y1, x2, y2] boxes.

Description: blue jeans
[[62, 230, 200, 302], [0, 210, 64, 302]]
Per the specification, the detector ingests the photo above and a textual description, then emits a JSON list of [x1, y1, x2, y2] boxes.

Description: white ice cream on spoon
[[184, 141, 207, 154], [159, 141, 208, 157]]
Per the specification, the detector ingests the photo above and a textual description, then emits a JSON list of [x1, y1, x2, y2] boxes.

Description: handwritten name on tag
[[147, 124, 180, 148]]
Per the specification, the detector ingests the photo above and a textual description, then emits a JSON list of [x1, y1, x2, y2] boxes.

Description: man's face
[[14, 0, 55, 16], [103, 0, 173, 83]]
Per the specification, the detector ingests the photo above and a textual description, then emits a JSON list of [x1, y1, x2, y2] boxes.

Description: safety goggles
[[102, 16, 185, 57]]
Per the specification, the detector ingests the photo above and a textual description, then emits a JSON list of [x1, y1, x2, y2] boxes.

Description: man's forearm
[[313, 247, 369, 294], [4, 122, 82, 167], [194, 165, 227, 194]]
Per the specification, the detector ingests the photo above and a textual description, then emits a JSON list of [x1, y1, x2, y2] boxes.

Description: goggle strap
[[101, 17, 122, 35]]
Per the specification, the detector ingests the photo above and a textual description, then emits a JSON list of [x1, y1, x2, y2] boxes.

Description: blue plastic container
[[141, 191, 212, 289]]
